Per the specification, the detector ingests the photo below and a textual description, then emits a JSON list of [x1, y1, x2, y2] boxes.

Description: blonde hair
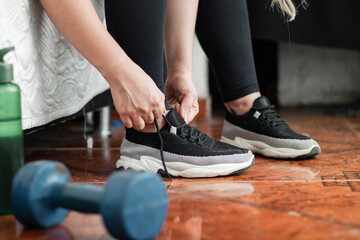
[[271, 0, 307, 21]]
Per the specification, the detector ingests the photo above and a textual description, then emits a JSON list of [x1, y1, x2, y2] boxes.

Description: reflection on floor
[[1, 107, 360, 240]]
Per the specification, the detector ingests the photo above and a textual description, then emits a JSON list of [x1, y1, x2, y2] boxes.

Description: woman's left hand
[[166, 72, 199, 123]]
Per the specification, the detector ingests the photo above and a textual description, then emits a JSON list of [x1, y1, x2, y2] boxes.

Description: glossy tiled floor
[[1, 107, 360, 240]]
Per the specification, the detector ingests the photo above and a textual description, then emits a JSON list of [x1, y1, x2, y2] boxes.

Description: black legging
[[105, 0, 259, 106], [196, 0, 259, 102], [105, 0, 169, 108]]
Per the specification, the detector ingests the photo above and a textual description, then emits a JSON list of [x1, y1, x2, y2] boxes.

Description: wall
[[278, 43, 360, 106], [192, 37, 209, 99]]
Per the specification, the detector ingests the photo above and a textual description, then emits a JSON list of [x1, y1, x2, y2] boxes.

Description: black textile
[[105, 0, 260, 106], [125, 109, 248, 156], [105, 0, 169, 108], [225, 96, 310, 140], [196, 0, 260, 102]]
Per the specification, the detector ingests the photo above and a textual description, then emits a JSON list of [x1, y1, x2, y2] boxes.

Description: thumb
[[180, 94, 196, 123]]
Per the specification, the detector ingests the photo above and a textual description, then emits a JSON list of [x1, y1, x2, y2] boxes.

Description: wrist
[[167, 68, 192, 83], [99, 55, 132, 86]]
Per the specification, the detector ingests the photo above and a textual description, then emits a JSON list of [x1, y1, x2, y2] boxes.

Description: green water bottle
[[0, 47, 24, 215]]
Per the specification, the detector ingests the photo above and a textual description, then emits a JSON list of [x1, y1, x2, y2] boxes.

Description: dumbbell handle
[[51, 182, 104, 213]]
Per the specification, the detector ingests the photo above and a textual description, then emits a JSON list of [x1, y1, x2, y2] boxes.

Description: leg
[[105, 0, 169, 133], [196, 0, 260, 115], [196, 0, 320, 159], [105, 0, 167, 96], [106, 0, 254, 178]]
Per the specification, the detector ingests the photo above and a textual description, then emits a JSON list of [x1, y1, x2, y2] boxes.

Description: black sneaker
[[117, 109, 254, 178], [221, 96, 321, 159]]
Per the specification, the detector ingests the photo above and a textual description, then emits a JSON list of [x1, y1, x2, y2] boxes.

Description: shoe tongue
[[166, 108, 186, 127], [253, 96, 271, 109]]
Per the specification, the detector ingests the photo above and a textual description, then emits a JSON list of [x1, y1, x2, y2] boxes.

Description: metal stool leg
[[99, 106, 112, 137]]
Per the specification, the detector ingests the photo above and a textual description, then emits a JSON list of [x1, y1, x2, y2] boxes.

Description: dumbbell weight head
[[101, 170, 169, 240], [11, 161, 169, 240], [11, 161, 71, 227]]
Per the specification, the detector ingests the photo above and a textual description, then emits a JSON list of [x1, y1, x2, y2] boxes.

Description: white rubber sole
[[116, 155, 254, 178], [220, 135, 320, 159]]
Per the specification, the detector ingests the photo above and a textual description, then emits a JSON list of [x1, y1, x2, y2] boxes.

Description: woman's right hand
[[105, 58, 166, 130]]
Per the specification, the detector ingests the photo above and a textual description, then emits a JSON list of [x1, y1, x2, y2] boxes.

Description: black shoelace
[[154, 117, 172, 181], [153, 115, 209, 180], [257, 105, 288, 128], [178, 125, 208, 146], [162, 116, 208, 146]]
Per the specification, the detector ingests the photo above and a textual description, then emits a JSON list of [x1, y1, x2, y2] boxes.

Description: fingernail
[[184, 113, 188, 124]]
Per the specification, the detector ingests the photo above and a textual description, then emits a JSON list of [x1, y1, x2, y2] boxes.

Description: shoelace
[[178, 125, 208, 145], [154, 117, 172, 181], [162, 116, 208, 146], [256, 105, 288, 128], [153, 115, 209, 180]]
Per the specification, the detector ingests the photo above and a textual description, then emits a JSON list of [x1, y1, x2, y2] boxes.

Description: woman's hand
[[107, 58, 166, 130], [166, 72, 199, 123]]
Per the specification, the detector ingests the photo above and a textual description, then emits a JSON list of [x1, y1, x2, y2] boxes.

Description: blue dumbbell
[[11, 160, 168, 240]]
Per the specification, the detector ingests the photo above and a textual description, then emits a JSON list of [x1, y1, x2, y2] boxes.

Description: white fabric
[[0, 0, 110, 130]]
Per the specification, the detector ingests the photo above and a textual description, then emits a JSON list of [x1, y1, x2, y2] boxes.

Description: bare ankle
[[225, 92, 261, 115]]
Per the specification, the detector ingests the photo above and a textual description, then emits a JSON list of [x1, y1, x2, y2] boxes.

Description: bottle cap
[[0, 47, 14, 83]]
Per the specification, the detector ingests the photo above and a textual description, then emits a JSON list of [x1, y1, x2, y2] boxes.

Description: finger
[[162, 101, 166, 113], [154, 100, 166, 119], [143, 112, 155, 124], [168, 97, 178, 106], [187, 102, 199, 123], [168, 102, 176, 109], [132, 116, 146, 130], [153, 109, 162, 119], [160, 93, 167, 113], [153, 105, 162, 119], [174, 103, 181, 114], [168, 97, 181, 110], [121, 116, 133, 129], [180, 94, 197, 122]]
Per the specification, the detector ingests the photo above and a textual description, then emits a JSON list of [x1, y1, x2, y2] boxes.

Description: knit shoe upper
[[118, 108, 254, 178], [221, 96, 321, 159]]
